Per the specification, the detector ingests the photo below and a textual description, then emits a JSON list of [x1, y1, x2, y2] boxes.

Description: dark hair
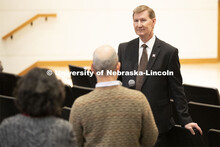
[[14, 67, 65, 117]]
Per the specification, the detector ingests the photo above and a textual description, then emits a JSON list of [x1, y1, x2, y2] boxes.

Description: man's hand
[[184, 122, 203, 135]]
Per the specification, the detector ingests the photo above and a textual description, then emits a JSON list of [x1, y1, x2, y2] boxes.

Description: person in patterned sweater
[[69, 45, 158, 147]]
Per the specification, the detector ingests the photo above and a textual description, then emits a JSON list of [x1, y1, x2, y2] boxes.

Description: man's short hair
[[133, 5, 156, 19], [93, 46, 118, 75]]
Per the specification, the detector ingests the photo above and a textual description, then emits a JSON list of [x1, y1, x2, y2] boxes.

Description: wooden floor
[[50, 63, 220, 91]]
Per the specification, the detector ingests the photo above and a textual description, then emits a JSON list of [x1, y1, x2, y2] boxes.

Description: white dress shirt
[[95, 80, 122, 88], [138, 34, 156, 64]]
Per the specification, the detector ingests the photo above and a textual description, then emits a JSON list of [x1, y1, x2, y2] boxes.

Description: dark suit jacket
[[118, 37, 192, 133]]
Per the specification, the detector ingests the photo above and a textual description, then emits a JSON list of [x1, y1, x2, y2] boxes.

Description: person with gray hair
[[69, 45, 158, 147], [92, 45, 118, 76]]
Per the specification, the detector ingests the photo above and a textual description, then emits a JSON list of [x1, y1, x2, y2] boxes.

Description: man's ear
[[116, 62, 121, 71], [91, 64, 95, 72], [152, 18, 156, 27]]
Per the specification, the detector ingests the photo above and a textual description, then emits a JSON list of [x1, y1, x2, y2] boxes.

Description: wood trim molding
[[36, 60, 93, 67], [18, 60, 93, 76], [2, 14, 56, 40], [18, 62, 38, 76], [180, 58, 219, 64], [18, 58, 219, 76]]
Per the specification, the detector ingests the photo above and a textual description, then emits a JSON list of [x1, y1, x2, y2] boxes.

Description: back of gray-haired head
[[93, 45, 118, 75]]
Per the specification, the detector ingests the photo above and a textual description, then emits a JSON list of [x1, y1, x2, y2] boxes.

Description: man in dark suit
[[118, 5, 202, 146]]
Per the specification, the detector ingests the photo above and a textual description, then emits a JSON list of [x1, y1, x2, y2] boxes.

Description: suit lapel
[[124, 38, 139, 84], [127, 38, 139, 71], [146, 37, 161, 70], [142, 37, 161, 84]]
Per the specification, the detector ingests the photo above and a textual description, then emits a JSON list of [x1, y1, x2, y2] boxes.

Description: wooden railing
[[2, 14, 56, 40]]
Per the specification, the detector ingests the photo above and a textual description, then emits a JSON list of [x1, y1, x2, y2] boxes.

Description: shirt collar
[[139, 34, 156, 50], [95, 80, 122, 88]]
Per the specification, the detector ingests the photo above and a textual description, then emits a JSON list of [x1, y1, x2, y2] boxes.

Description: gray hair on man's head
[[93, 45, 118, 75]]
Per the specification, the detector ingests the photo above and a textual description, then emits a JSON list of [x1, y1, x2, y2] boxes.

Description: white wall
[[0, 0, 218, 74]]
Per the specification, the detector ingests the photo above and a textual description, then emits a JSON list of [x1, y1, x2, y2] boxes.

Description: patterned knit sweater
[[0, 114, 75, 147], [69, 85, 158, 147]]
